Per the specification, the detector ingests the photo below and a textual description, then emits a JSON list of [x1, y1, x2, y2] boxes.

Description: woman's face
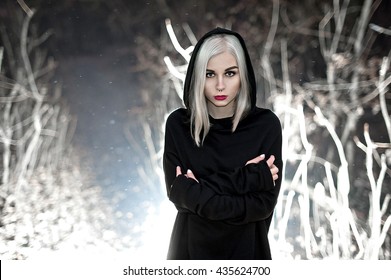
[[204, 51, 240, 119]]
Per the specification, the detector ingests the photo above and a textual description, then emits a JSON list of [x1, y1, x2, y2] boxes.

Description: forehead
[[207, 51, 237, 69]]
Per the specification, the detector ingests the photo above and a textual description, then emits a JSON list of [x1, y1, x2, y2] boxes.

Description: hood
[[183, 27, 257, 111]]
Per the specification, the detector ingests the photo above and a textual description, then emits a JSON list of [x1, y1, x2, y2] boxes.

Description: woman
[[163, 27, 282, 260]]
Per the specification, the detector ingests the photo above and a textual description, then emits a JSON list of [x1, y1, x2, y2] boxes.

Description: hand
[[266, 155, 279, 184], [176, 166, 199, 183], [246, 154, 279, 184], [245, 154, 265, 165]]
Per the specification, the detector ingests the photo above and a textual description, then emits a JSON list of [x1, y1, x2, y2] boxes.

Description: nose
[[216, 76, 225, 92]]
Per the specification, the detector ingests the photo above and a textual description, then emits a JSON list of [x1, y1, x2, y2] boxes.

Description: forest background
[[0, 0, 390, 260]]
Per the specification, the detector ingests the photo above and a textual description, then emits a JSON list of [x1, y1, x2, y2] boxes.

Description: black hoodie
[[163, 27, 282, 260]]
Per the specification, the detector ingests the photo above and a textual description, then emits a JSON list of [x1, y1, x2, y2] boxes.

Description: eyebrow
[[206, 66, 239, 72]]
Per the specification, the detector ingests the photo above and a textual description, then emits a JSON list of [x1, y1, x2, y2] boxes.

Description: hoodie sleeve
[[165, 152, 278, 222], [164, 141, 274, 217], [163, 110, 272, 197], [197, 162, 274, 195], [164, 126, 274, 210], [169, 171, 280, 225], [167, 123, 283, 225]]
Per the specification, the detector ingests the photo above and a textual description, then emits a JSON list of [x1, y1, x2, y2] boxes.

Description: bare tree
[[264, 0, 390, 259], [160, 0, 390, 259], [0, 1, 128, 259]]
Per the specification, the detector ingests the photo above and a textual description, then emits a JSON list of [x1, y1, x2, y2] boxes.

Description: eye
[[225, 71, 237, 77], [206, 72, 215, 78]]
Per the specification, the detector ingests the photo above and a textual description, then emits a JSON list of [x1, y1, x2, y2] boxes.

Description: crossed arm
[[177, 154, 279, 184], [166, 154, 281, 225]]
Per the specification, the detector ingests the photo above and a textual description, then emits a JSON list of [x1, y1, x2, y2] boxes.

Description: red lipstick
[[214, 95, 227, 101]]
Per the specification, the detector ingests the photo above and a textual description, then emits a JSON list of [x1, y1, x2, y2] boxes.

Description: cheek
[[231, 78, 241, 92], [204, 80, 213, 94]]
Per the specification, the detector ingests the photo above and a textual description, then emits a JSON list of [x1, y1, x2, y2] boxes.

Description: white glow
[[130, 199, 176, 260]]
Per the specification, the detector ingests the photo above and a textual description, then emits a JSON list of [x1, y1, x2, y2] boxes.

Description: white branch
[[369, 23, 391, 36], [165, 19, 192, 62], [378, 56, 391, 141], [163, 56, 186, 82]]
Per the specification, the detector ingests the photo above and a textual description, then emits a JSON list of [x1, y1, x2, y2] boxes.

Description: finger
[[266, 155, 275, 167], [245, 154, 265, 165], [187, 169, 199, 183], [176, 166, 182, 177], [186, 169, 195, 179], [270, 165, 279, 183], [270, 165, 279, 175], [267, 162, 279, 184], [272, 175, 277, 186]]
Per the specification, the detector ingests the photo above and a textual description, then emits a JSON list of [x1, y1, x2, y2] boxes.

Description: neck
[[208, 110, 234, 119], [207, 104, 235, 119]]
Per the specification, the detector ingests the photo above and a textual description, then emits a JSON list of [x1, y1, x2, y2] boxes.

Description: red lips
[[214, 95, 227, 101]]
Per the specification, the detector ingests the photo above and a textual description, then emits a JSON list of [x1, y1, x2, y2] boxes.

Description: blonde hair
[[188, 34, 252, 146]]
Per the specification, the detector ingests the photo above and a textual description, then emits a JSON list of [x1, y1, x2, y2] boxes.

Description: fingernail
[[260, 154, 265, 158], [187, 169, 193, 174]]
